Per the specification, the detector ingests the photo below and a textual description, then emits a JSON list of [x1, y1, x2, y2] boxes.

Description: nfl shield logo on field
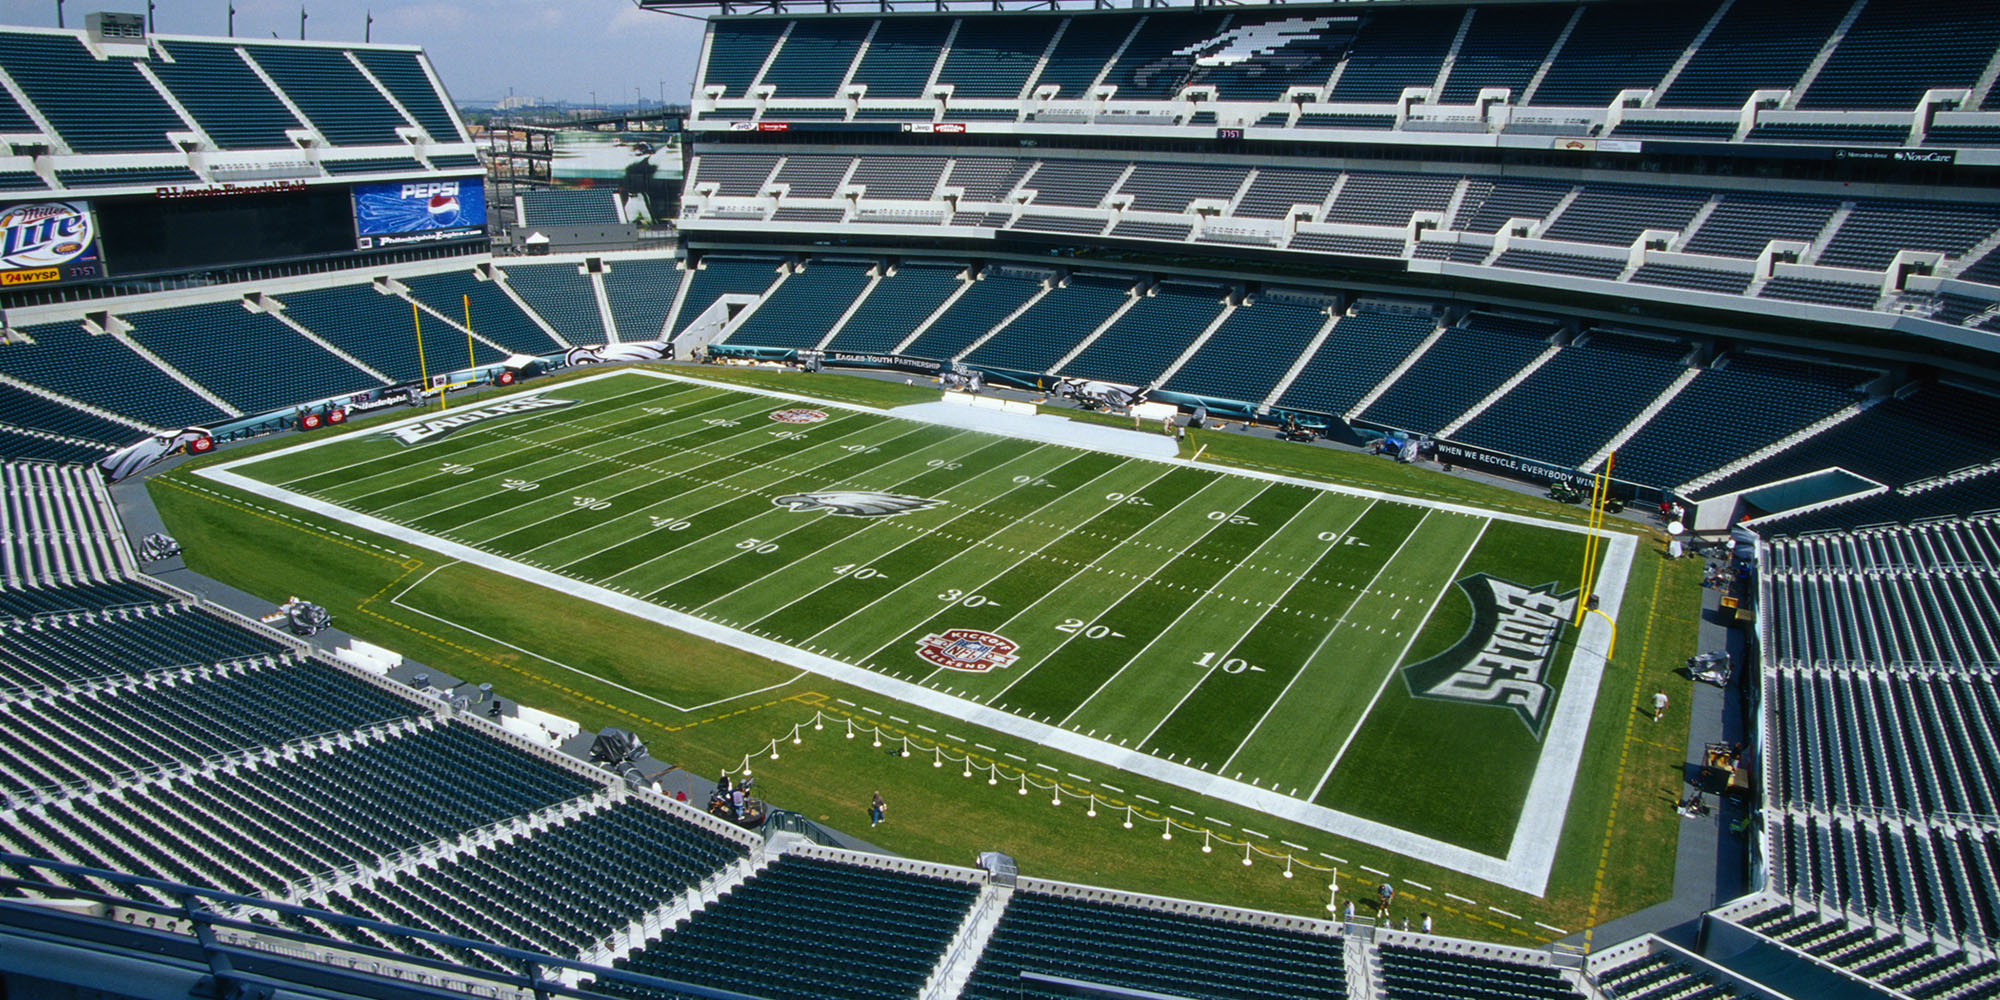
[[916, 629, 1019, 673]]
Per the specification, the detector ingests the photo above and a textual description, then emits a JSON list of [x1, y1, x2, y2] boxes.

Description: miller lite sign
[[0, 201, 105, 287]]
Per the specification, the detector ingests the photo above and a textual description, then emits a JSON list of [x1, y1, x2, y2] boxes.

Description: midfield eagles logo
[[382, 395, 576, 446], [1400, 575, 1578, 737], [772, 491, 942, 517]]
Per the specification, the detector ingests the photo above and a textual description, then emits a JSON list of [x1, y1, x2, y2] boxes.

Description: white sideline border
[[196, 367, 1639, 896]]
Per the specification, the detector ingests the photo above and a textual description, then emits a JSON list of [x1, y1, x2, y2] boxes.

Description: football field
[[202, 369, 1633, 892]]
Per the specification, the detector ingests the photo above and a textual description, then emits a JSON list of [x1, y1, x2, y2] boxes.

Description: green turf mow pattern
[[232, 371, 1603, 857]]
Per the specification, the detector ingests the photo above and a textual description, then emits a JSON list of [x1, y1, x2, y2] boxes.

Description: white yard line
[[1128, 491, 1333, 749], [1036, 482, 1273, 720], [914, 464, 1213, 689], [1215, 498, 1383, 772], [1312, 512, 1473, 794], [388, 562, 805, 714], [274, 380, 694, 488]]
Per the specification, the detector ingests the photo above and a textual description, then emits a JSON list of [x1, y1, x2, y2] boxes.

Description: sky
[[0, 0, 710, 106]]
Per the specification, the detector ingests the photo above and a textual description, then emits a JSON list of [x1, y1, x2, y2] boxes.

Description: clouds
[[0, 0, 706, 105]]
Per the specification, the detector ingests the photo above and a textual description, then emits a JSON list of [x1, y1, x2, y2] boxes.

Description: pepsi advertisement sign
[[352, 178, 486, 249], [0, 201, 106, 287]]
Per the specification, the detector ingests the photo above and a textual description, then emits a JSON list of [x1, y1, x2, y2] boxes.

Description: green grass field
[[200, 368, 1633, 886]]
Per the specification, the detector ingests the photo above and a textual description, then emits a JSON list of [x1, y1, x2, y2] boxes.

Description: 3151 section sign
[[0, 201, 106, 287]]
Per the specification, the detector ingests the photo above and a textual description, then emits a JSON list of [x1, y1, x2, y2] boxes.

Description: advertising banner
[[352, 178, 486, 249], [0, 201, 106, 287]]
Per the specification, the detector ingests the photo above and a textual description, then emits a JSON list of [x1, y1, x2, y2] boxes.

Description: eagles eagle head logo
[[772, 491, 942, 518]]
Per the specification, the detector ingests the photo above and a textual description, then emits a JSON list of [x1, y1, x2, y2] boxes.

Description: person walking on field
[[1653, 688, 1669, 722], [869, 791, 886, 827]]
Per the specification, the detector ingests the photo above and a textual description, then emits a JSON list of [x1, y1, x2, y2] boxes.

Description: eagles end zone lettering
[[382, 396, 576, 446], [1400, 575, 1577, 737]]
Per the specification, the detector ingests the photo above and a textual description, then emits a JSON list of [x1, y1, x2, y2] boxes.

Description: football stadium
[[0, 2, 1997, 999]]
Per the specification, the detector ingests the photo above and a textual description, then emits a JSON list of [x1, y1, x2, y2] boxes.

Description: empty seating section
[[1608, 118, 1739, 140], [349, 49, 461, 142], [1660, 0, 1848, 108], [1013, 214, 1103, 235], [901, 271, 1045, 361], [1544, 186, 1709, 246], [1456, 335, 1685, 467], [150, 41, 301, 149], [1164, 298, 1328, 404], [0, 660, 416, 791], [1491, 250, 1624, 280], [1684, 195, 1839, 257], [760, 19, 869, 97], [1747, 121, 1909, 145], [1118, 163, 1246, 213], [724, 261, 875, 350], [1378, 942, 1582, 1000], [1276, 311, 1436, 417], [0, 81, 31, 132], [702, 20, 787, 98], [123, 302, 381, 416], [936, 17, 1059, 98], [848, 19, 950, 99], [278, 282, 474, 383], [1628, 264, 1752, 296], [691, 154, 779, 196], [1529, 3, 1716, 107], [1359, 316, 1552, 434], [822, 262, 965, 354], [1235, 170, 1340, 220], [240, 44, 409, 145], [1703, 384, 2000, 499], [1610, 354, 1864, 489], [0, 603, 288, 696], [848, 156, 946, 200], [772, 154, 851, 198], [1183, 18, 1353, 102], [602, 854, 979, 1000], [1100, 14, 1228, 100], [54, 165, 199, 187], [965, 274, 1133, 375], [1328, 10, 1458, 103], [1057, 283, 1227, 387], [1596, 952, 1724, 1000], [319, 799, 748, 965], [0, 33, 185, 152], [321, 157, 420, 175], [944, 157, 1035, 202], [1818, 201, 2000, 270], [669, 257, 784, 337], [1760, 277, 1880, 310], [0, 384, 138, 448], [400, 272, 563, 356], [599, 258, 682, 343], [501, 264, 608, 345], [1324, 173, 1456, 227], [1450, 179, 1572, 234], [1800, 0, 2000, 110], [1035, 17, 1122, 98], [961, 889, 1346, 1000], [1769, 809, 1999, 945], [1439, 6, 1571, 103], [0, 431, 107, 466], [1024, 160, 1125, 207], [519, 190, 622, 227], [1769, 666, 2000, 820], [0, 464, 131, 593], [0, 322, 227, 430]]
